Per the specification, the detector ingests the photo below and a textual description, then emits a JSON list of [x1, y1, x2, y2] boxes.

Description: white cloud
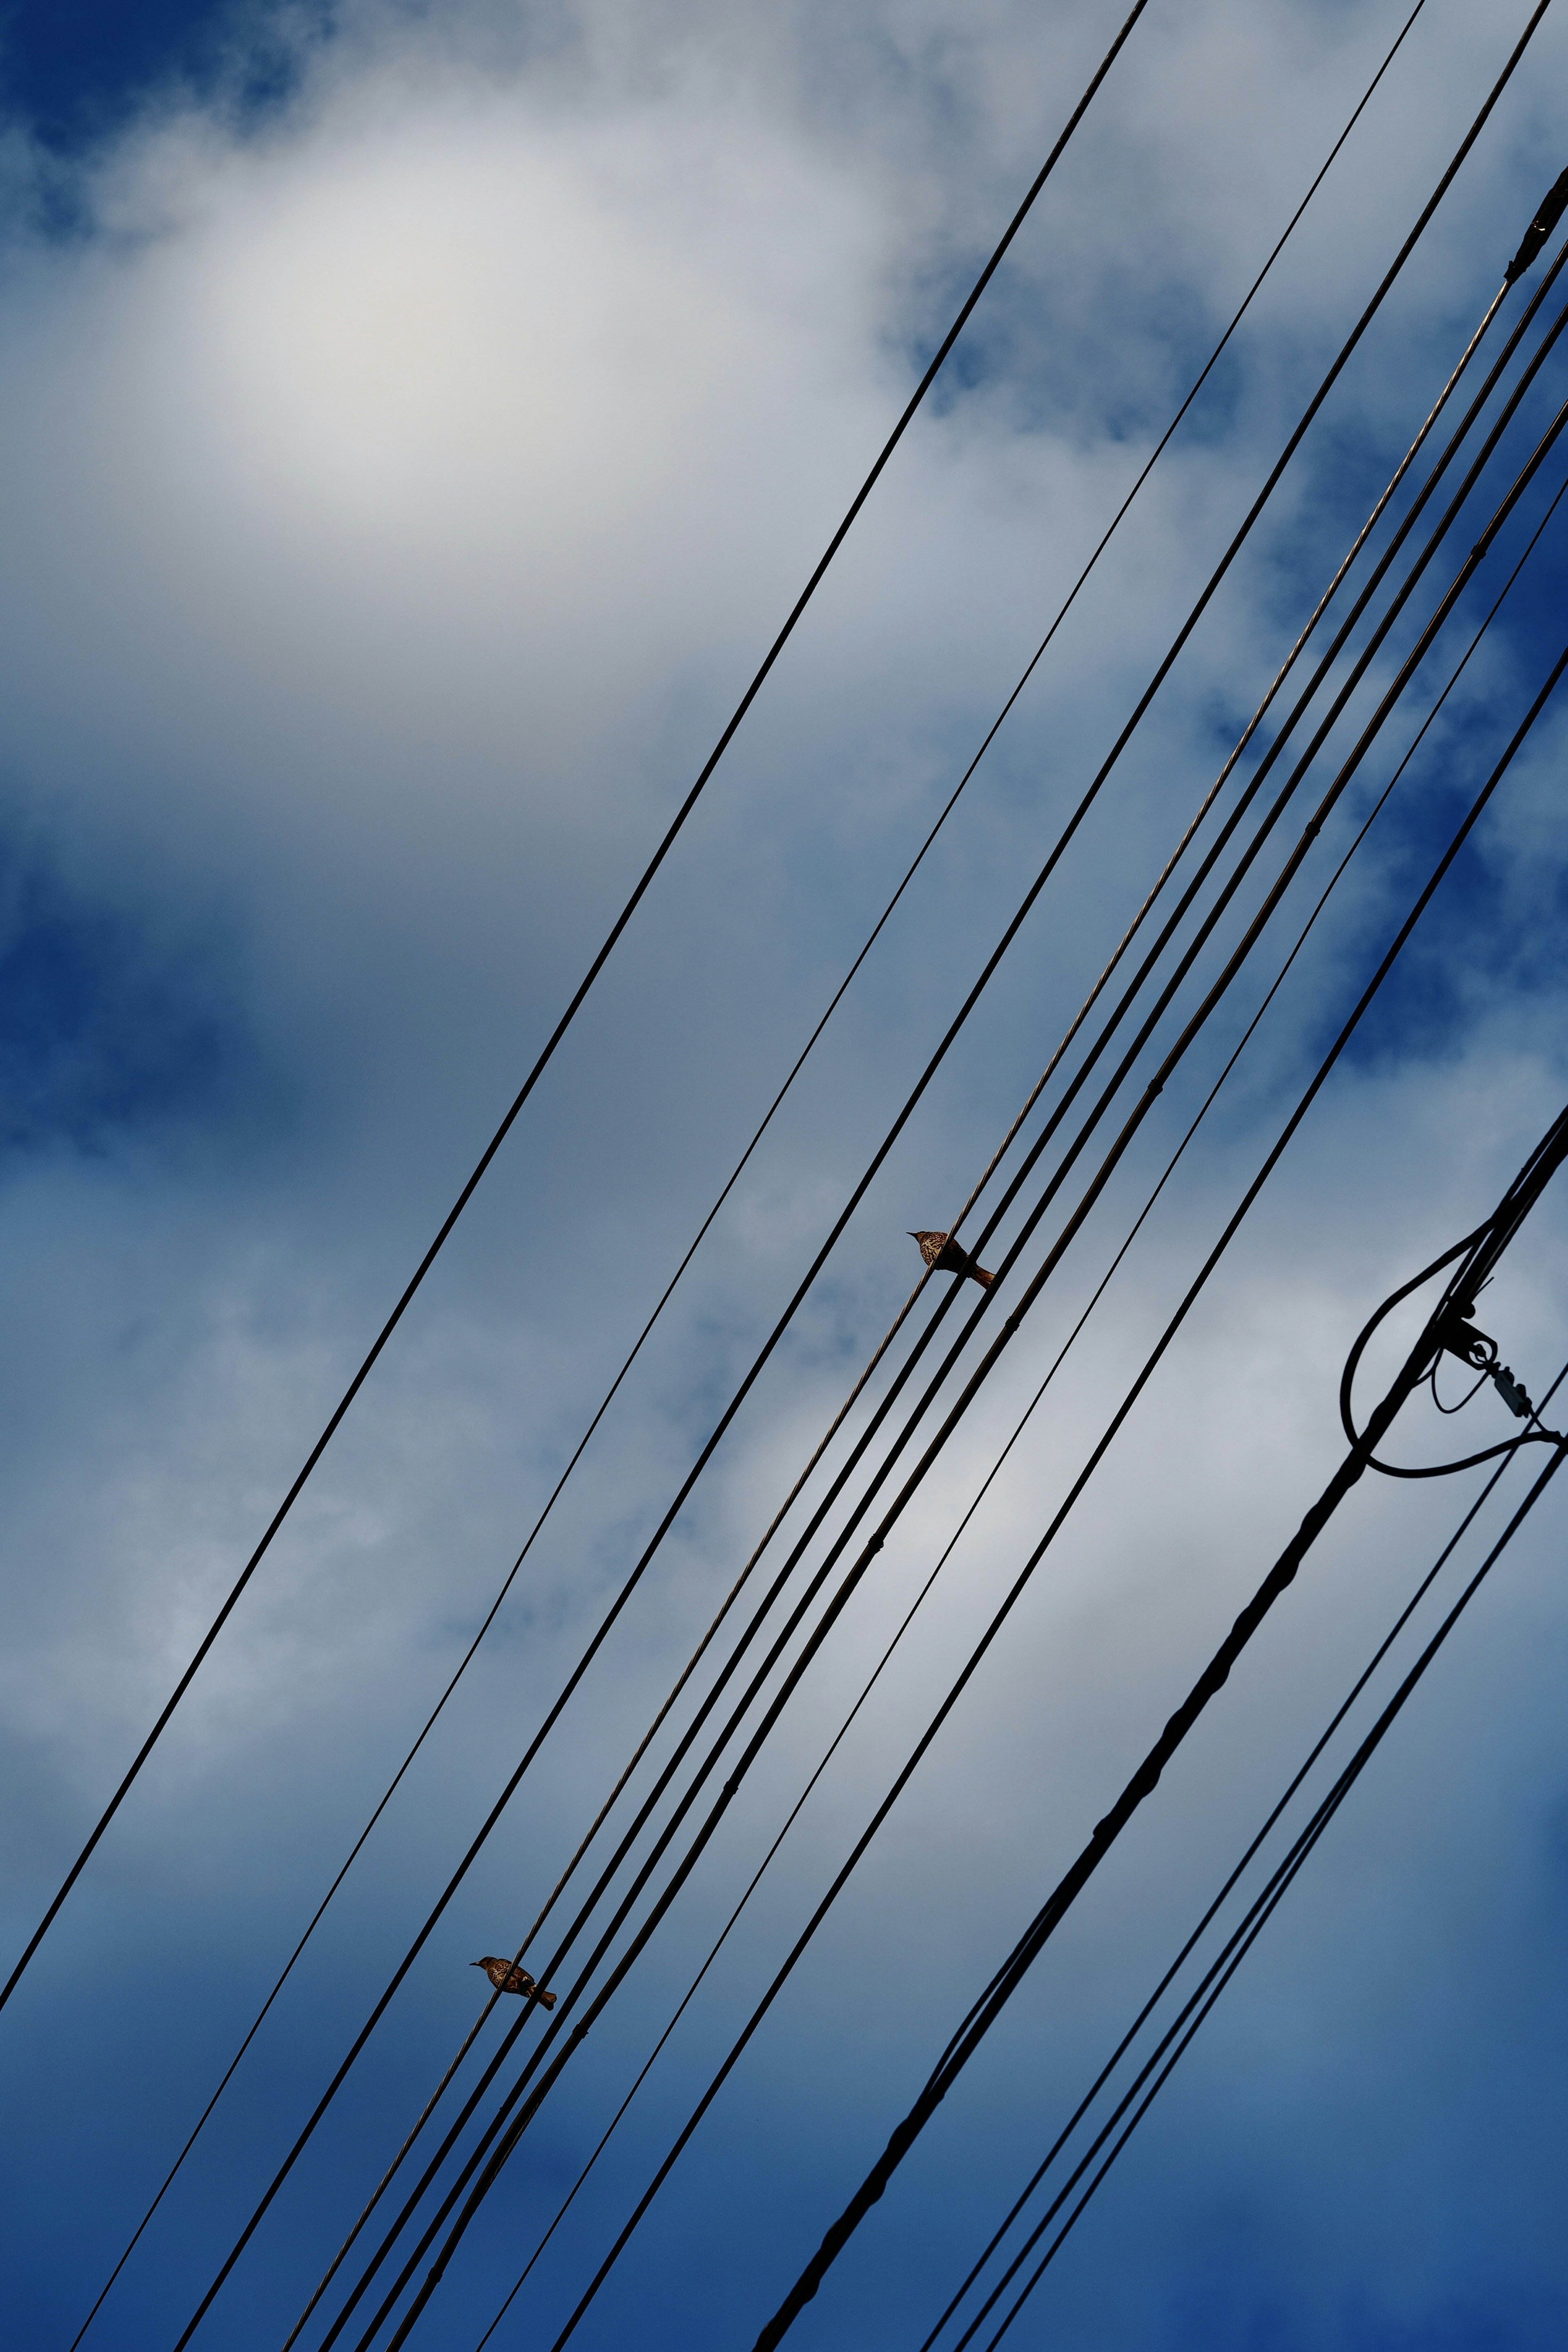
[[3, 2, 1568, 2343]]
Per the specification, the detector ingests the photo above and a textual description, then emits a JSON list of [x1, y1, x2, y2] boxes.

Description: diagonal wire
[[926, 1349, 1568, 2350], [482, 433, 1568, 2352], [977, 1442, 1568, 2349], [1, 0, 1160, 2024], [148, 23, 1489, 2337], [325, 339, 1568, 2352]]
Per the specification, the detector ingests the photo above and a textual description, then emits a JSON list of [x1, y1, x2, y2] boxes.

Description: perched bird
[[472, 1957, 557, 2008], [909, 1229, 993, 1288]]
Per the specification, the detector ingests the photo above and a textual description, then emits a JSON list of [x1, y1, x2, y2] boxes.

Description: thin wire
[[1429, 1358, 1490, 1411], [477, 419, 1568, 2352], [169, 32, 1542, 2333], [332, 357, 1568, 2352], [744, 651, 1568, 2352], [978, 1442, 1568, 2350], [924, 1345, 1568, 2351], [0, 0, 1160, 2025], [159, 31, 1482, 2337]]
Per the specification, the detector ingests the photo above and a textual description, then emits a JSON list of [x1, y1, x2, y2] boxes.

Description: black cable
[[196, 50, 1568, 2333], [920, 1351, 1568, 2352], [1429, 1359, 1489, 1412], [377, 136, 1568, 2319], [0, 0, 1161, 2024], [160, 28, 1503, 2335], [749, 1087, 1568, 2350], [84, 37, 1434, 2334], [1341, 1256, 1562, 1472], [532, 631, 1568, 2352], [328, 322, 1568, 2352], [976, 1441, 1568, 2350], [336, 445, 1568, 2352], [497, 448, 1568, 2352], [470, 459, 1568, 2352]]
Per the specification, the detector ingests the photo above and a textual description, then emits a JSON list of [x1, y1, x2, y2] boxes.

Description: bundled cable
[[0, 0, 1162, 2024], [748, 1094, 1568, 2349], [964, 1440, 1568, 2350], [923, 1345, 1568, 2351], [269, 154, 1568, 2352], [150, 29, 1529, 2343], [473, 452, 1568, 2352]]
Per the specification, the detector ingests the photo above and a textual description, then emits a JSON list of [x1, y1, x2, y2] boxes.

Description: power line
[[153, 30, 1504, 2336], [467, 461, 1568, 2352], [749, 1091, 1568, 2349], [973, 1441, 1568, 2350], [516, 622, 1568, 2352], [317, 435, 1568, 2352], [310, 234, 1568, 2352], [923, 1346, 1568, 2350], [0, 0, 1160, 2024], [478, 444, 1568, 2352]]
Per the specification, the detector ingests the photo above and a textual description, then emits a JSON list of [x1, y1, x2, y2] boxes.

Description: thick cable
[[531, 634, 1568, 2352], [919, 1352, 1568, 2352], [749, 1080, 1568, 2348], [181, 50, 1561, 2333], [341, 498, 1568, 2352], [977, 1442, 1568, 2349], [328, 341, 1568, 2352], [160, 41, 1500, 2343], [0, 0, 1160, 2023], [510, 450, 1568, 2352]]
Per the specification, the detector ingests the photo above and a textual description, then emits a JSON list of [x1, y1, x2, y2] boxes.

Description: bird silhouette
[[472, 1957, 557, 2007], [909, 1229, 993, 1288]]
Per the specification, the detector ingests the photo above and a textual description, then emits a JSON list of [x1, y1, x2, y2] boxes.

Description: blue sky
[[2, 3, 1568, 2349]]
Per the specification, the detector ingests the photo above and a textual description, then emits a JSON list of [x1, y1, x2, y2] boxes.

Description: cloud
[[2, 2, 1568, 2346]]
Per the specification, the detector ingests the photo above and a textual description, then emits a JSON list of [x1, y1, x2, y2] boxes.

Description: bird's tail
[[972, 1265, 994, 1288]]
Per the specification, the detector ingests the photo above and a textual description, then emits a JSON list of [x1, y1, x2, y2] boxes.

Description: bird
[[909, 1229, 993, 1288], [472, 1957, 557, 2008]]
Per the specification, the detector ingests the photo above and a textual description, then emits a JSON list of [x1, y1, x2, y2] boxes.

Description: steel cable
[[486, 457, 1568, 2352], [155, 28, 1508, 2337], [0, 0, 1161, 2023], [750, 1092, 1568, 2349], [973, 1443, 1568, 2350], [924, 1353, 1568, 2351], [316, 262, 1568, 2352]]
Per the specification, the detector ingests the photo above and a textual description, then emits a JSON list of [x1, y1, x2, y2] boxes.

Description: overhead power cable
[[924, 1350, 1568, 2352], [0, 0, 1160, 2022], [158, 27, 1510, 2336], [512, 614, 1568, 2352], [971, 1442, 1568, 2351], [318, 458, 1568, 2352], [305, 236, 1568, 2352], [69, 30, 1428, 2318], [748, 1093, 1568, 2349], [479, 453, 1568, 2352]]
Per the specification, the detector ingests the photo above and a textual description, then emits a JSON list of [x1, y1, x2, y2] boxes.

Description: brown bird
[[472, 1957, 557, 2008], [909, 1229, 993, 1288]]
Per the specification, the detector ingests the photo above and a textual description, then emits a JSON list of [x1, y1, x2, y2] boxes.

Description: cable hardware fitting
[[1435, 1300, 1536, 1418], [1507, 163, 1568, 285]]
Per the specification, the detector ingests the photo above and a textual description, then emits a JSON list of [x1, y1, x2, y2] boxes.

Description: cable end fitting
[[1506, 163, 1568, 284]]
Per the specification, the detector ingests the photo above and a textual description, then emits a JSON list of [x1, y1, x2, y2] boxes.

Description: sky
[[2, 2, 1568, 2348]]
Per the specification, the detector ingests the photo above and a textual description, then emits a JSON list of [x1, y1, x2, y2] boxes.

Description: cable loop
[[1340, 1218, 1566, 1476]]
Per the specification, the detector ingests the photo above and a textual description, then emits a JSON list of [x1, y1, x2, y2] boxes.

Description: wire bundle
[[13, 4, 1568, 2349]]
